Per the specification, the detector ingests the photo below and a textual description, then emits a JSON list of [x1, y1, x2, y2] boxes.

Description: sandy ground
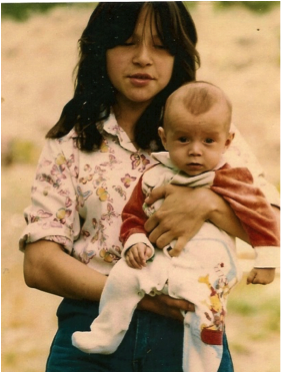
[[1, 3, 280, 372]]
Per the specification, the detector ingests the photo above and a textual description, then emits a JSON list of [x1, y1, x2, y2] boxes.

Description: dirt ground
[[1, 3, 280, 372]]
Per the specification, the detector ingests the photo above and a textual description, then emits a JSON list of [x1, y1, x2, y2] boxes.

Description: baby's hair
[[46, 2, 200, 152], [165, 81, 232, 131]]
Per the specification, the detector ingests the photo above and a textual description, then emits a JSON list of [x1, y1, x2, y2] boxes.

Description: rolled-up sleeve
[[19, 136, 80, 253], [226, 124, 280, 207]]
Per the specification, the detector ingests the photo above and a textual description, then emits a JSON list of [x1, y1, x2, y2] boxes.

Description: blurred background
[[1, 2, 280, 371]]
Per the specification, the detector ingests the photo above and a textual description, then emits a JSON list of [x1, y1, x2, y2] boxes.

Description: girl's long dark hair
[[46, 2, 200, 151]]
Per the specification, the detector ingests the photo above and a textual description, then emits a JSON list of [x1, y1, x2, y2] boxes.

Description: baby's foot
[[72, 331, 120, 354]]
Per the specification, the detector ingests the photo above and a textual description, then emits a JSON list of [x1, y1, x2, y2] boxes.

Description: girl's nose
[[132, 43, 153, 66]]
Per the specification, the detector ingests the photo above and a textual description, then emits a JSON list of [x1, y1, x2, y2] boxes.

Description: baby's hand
[[247, 268, 276, 285], [125, 243, 153, 269]]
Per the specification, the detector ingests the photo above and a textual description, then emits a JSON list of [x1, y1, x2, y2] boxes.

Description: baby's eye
[[204, 138, 214, 144], [179, 137, 188, 143]]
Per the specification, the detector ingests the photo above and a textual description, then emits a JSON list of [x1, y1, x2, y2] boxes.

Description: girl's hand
[[144, 185, 213, 255], [144, 184, 248, 255], [125, 243, 153, 269], [138, 293, 195, 322]]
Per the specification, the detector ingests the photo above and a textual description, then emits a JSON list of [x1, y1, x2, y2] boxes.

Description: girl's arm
[[24, 239, 194, 320], [24, 240, 107, 301], [144, 185, 250, 256]]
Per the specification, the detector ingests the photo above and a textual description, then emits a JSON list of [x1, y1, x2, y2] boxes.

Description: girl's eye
[[179, 137, 188, 143], [121, 37, 136, 46], [122, 42, 134, 46], [205, 138, 214, 144], [154, 44, 166, 50]]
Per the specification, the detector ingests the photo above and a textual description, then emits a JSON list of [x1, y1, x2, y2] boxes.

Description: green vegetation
[[2, 138, 40, 166], [2, 2, 279, 22], [228, 274, 280, 334], [1, 2, 96, 21], [217, 1, 279, 13], [183, 2, 198, 10]]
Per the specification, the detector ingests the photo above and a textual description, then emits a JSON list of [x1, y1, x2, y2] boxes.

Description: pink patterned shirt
[[19, 114, 279, 275]]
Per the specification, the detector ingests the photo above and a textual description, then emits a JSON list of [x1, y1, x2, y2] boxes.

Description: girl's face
[[106, 6, 174, 110]]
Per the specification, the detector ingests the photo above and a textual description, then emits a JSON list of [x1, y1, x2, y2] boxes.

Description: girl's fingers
[[138, 294, 195, 322], [144, 185, 166, 206]]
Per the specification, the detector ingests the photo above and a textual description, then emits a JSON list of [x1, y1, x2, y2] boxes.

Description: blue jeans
[[46, 298, 234, 372]]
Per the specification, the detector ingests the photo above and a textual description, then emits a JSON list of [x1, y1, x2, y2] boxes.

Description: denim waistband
[[48, 298, 233, 372]]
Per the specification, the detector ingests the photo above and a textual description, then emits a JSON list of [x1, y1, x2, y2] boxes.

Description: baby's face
[[160, 102, 232, 176]]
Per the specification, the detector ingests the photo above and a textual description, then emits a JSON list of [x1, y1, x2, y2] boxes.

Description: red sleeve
[[211, 164, 280, 247], [119, 175, 148, 245]]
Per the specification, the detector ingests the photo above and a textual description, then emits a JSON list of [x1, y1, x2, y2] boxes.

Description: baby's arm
[[246, 268, 275, 285], [120, 175, 155, 268], [212, 164, 280, 285], [125, 243, 153, 269]]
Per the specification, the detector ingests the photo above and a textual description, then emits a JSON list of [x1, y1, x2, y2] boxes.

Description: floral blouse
[[19, 113, 280, 275]]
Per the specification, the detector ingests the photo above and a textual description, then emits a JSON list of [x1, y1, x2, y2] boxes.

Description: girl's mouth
[[129, 74, 154, 86], [130, 73, 153, 80]]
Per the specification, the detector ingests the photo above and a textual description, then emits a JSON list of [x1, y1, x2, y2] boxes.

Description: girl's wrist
[[206, 191, 222, 221], [193, 188, 217, 221]]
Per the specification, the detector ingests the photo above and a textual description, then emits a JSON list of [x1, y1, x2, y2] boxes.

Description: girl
[[20, 3, 279, 372]]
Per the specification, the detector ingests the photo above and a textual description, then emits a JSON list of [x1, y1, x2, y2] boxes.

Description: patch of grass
[[2, 2, 279, 23], [228, 299, 256, 316], [260, 301, 280, 333], [230, 342, 251, 355], [1, 3, 68, 21], [216, 1, 279, 13], [242, 1, 279, 13], [2, 138, 40, 166], [3, 352, 17, 366], [249, 330, 268, 341], [183, 2, 198, 10], [266, 313, 280, 333], [11, 139, 40, 164], [228, 276, 281, 332]]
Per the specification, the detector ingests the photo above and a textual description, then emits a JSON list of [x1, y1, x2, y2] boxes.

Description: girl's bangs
[[152, 5, 178, 55], [91, 3, 180, 54], [103, 4, 143, 49]]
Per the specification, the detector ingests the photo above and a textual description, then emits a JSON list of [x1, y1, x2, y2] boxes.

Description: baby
[[72, 82, 279, 372]]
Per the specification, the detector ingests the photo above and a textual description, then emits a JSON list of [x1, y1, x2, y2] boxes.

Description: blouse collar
[[102, 112, 138, 153]]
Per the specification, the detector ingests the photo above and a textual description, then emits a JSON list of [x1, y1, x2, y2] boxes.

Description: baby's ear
[[229, 132, 235, 141], [224, 132, 235, 151], [158, 126, 164, 138], [158, 127, 167, 149]]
